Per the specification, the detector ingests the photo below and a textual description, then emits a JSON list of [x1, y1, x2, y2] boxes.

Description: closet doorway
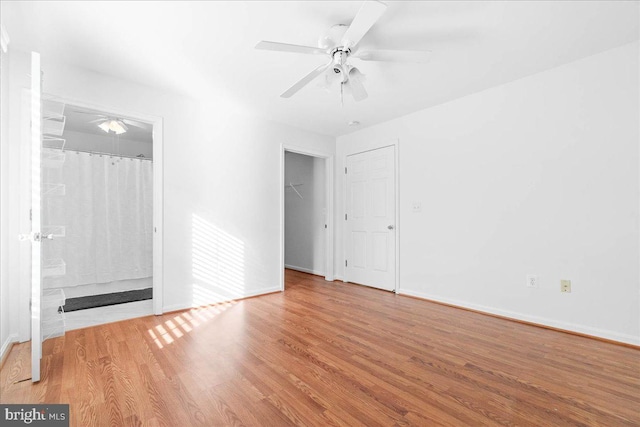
[[38, 98, 163, 331], [280, 145, 334, 289]]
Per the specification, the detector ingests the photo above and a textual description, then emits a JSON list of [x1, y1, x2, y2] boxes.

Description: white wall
[[336, 41, 640, 345], [284, 151, 326, 276], [3, 49, 335, 343], [163, 103, 334, 310]]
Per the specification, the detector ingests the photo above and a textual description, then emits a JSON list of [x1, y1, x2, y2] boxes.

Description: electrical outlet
[[411, 201, 422, 213], [526, 275, 538, 288], [561, 280, 571, 293]]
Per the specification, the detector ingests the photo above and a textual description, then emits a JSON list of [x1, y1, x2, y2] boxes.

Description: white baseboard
[[1, 334, 18, 366], [163, 286, 282, 314], [398, 289, 640, 347], [284, 264, 325, 277]]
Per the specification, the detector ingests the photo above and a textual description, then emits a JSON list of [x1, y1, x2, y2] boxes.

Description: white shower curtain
[[43, 150, 153, 288]]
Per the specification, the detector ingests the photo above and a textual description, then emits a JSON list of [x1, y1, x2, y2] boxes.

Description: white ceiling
[[2, 1, 638, 137]]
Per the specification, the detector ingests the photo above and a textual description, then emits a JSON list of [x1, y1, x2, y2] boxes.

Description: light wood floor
[[2, 270, 639, 426]]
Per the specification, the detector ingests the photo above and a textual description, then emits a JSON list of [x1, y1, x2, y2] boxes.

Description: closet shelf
[[42, 183, 66, 197], [43, 99, 65, 119], [42, 258, 66, 278], [43, 137, 66, 150], [43, 288, 66, 310], [43, 116, 66, 136], [42, 288, 65, 341]]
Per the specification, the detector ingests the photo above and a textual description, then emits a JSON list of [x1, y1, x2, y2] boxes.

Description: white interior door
[[30, 51, 43, 382], [345, 145, 396, 291]]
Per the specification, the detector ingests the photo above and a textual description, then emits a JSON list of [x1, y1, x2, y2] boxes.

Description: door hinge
[[29, 208, 32, 221], [345, 260, 348, 267], [345, 213, 347, 220], [345, 167, 347, 174]]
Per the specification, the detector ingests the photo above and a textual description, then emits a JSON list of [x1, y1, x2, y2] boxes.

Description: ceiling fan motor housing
[[331, 48, 351, 82]]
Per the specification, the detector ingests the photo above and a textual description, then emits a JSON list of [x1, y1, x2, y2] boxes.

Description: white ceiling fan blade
[[256, 41, 328, 55], [347, 67, 368, 102], [354, 49, 432, 63], [318, 24, 348, 50], [281, 61, 333, 98], [341, 0, 387, 49]]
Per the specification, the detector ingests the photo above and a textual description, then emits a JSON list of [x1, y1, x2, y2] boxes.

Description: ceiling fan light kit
[[98, 119, 128, 135], [255, 0, 431, 103], [75, 110, 148, 136]]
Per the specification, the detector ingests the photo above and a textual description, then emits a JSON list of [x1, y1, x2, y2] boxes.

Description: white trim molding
[[0, 24, 9, 53], [284, 264, 325, 277], [400, 288, 640, 347], [162, 286, 282, 314], [1, 334, 18, 366]]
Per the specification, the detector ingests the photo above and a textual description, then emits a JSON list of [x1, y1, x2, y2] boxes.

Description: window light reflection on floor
[[147, 301, 238, 349]]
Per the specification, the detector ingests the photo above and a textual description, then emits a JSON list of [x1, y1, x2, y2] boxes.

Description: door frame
[[280, 144, 334, 290], [342, 138, 400, 293], [18, 94, 164, 341]]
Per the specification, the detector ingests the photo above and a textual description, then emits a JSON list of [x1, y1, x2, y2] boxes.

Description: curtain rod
[[44, 147, 153, 161]]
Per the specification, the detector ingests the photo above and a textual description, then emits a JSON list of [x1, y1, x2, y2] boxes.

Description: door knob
[[387, 225, 394, 230]]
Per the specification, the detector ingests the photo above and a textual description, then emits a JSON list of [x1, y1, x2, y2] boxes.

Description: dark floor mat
[[62, 288, 152, 312]]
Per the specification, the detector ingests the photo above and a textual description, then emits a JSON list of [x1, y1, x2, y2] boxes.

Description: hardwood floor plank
[[74, 399, 99, 427], [205, 385, 246, 427], [137, 363, 176, 427], [208, 381, 265, 426], [2, 270, 638, 426]]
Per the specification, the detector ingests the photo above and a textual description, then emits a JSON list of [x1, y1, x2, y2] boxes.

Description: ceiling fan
[[75, 111, 149, 135], [255, 0, 431, 102]]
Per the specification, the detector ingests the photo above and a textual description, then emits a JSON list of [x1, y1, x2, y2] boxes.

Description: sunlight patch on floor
[[148, 300, 237, 349]]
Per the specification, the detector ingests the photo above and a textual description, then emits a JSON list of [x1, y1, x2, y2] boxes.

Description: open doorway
[[280, 145, 334, 289], [284, 152, 326, 275], [24, 97, 164, 333]]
